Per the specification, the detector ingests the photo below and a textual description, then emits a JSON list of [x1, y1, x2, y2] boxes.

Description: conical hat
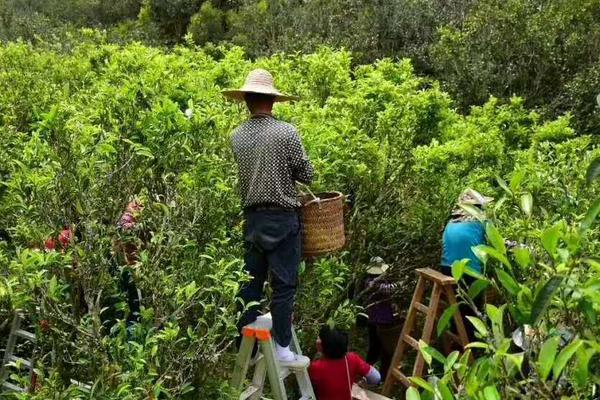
[[222, 69, 298, 102]]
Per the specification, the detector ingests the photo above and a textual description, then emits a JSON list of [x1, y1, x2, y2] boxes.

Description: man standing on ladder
[[224, 69, 314, 367]]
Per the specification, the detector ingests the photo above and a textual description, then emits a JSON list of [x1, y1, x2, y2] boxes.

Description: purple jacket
[[365, 278, 399, 325]]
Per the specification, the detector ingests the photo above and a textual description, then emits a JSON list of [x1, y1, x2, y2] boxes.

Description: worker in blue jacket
[[441, 188, 493, 278], [441, 189, 492, 341]]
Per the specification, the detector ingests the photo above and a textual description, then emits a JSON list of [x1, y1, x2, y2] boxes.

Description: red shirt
[[309, 352, 371, 400]]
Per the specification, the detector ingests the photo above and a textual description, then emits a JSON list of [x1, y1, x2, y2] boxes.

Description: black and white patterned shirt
[[231, 114, 314, 209]]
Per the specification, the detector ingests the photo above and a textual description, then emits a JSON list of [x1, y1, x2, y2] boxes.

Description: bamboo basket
[[300, 191, 346, 259]]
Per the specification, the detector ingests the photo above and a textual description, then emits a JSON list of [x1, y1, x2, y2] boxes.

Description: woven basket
[[300, 191, 346, 259]]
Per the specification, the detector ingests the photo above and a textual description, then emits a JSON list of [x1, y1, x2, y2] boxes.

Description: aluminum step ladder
[[0, 311, 37, 393], [1, 311, 93, 395], [231, 313, 316, 400]]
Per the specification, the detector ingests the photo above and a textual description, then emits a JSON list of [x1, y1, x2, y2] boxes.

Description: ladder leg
[[248, 357, 267, 400], [231, 335, 256, 390], [444, 286, 470, 348], [382, 276, 426, 396], [260, 339, 288, 400], [413, 283, 443, 378], [1, 313, 21, 384]]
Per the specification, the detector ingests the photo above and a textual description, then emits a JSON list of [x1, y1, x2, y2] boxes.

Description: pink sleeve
[[348, 352, 371, 378]]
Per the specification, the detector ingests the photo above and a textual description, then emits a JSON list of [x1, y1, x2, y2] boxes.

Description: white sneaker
[[276, 344, 310, 369], [278, 353, 310, 369]]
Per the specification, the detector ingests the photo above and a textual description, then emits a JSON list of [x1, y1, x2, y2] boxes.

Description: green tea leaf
[[530, 276, 562, 325], [409, 377, 434, 393], [406, 387, 421, 400], [510, 170, 526, 192], [451, 259, 468, 282], [520, 193, 533, 217], [513, 247, 531, 269], [437, 304, 458, 338], [574, 347, 596, 388], [538, 336, 560, 381], [496, 176, 512, 195], [486, 224, 506, 254], [483, 385, 501, 400], [586, 157, 600, 185], [495, 268, 520, 296], [581, 197, 600, 233], [438, 382, 454, 400], [486, 304, 505, 341], [418, 339, 445, 365], [466, 316, 489, 337], [444, 351, 460, 372], [553, 339, 583, 379], [541, 222, 562, 257], [468, 279, 490, 299], [473, 245, 512, 270]]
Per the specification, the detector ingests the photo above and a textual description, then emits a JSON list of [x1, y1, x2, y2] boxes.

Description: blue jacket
[[441, 220, 486, 273]]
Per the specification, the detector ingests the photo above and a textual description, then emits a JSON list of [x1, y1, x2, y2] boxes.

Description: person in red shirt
[[309, 324, 381, 400]]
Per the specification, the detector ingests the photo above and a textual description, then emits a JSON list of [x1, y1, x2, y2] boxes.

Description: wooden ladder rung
[[14, 329, 36, 342], [9, 355, 32, 369], [414, 302, 429, 314], [416, 268, 456, 286], [402, 335, 420, 350], [391, 368, 410, 387]]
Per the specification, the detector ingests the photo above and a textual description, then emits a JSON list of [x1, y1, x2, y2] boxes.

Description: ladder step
[[9, 355, 33, 369], [391, 367, 410, 387], [2, 381, 25, 392], [15, 329, 36, 342], [240, 384, 261, 399], [279, 368, 292, 380], [414, 302, 429, 314], [403, 335, 420, 350]]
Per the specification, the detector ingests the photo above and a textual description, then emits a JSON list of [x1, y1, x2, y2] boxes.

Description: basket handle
[[296, 182, 321, 206]]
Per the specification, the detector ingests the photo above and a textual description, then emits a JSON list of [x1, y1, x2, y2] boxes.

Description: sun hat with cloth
[[222, 69, 298, 102], [367, 256, 390, 275], [451, 188, 494, 220]]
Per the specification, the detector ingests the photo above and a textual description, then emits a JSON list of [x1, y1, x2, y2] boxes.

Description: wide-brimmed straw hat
[[222, 69, 298, 102]]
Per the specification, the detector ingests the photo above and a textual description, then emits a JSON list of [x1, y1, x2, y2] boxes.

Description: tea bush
[[0, 41, 598, 398]]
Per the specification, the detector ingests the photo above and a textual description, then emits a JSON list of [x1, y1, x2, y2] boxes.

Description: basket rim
[[301, 191, 344, 207]]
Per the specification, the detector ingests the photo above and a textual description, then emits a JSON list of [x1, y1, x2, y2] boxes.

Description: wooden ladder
[[231, 313, 316, 400], [0, 311, 37, 393], [382, 268, 469, 396]]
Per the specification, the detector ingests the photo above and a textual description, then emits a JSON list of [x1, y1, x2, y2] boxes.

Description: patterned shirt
[[231, 114, 314, 209]]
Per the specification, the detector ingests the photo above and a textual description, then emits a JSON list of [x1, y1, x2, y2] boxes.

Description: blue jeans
[[237, 209, 301, 347]]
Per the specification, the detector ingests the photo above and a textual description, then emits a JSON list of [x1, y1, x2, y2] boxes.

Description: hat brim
[[460, 196, 494, 206], [222, 89, 299, 103], [367, 265, 390, 275]]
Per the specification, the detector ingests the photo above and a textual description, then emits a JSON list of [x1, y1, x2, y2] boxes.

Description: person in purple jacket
[[363, 257, 401, 380]]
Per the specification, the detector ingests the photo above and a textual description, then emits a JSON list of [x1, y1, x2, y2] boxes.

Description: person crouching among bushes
[[362, 257, 401, 381], [440, 189, 492, 337], [309, 324, 381, 400]]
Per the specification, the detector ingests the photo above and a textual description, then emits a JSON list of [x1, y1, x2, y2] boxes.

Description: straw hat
[[222, 69, 298, 102], [367, 256, 390, 275]]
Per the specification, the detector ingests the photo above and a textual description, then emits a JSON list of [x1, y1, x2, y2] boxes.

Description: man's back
[[232, 114, 313, 209]]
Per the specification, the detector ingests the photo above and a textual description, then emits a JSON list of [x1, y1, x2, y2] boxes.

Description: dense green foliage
[[0, 40, 599, 398], [1, 0, 599, 133]]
